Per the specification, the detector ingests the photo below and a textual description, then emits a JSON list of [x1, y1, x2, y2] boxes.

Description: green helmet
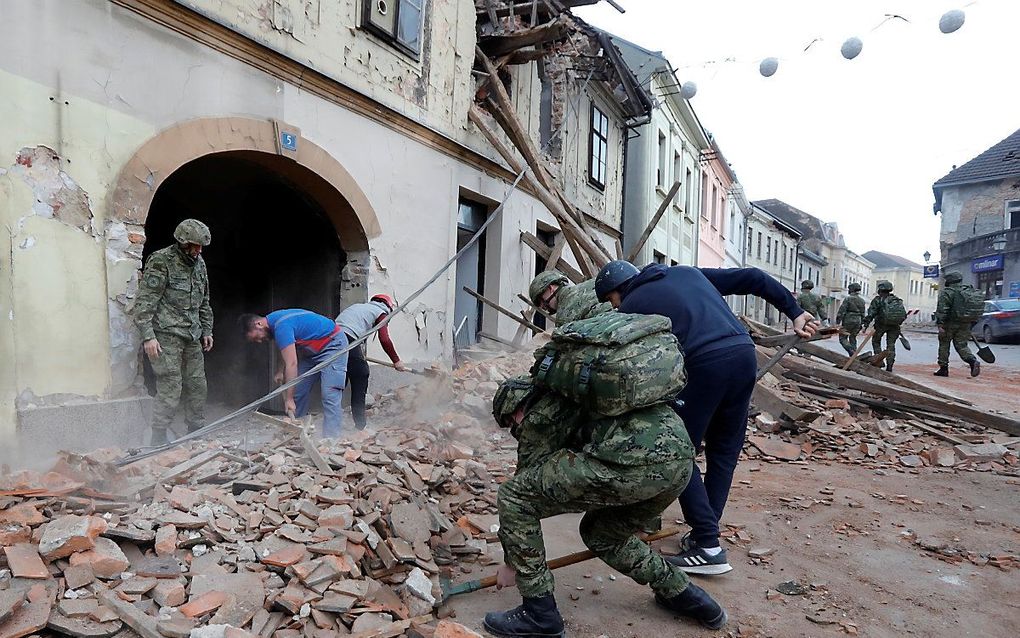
[[492, 375, 535, 428], [848, 282, 861, 293], [943, 270, 963, 285], [800, 280, 814, 290], [173, 219, 211, 246], [877, 280, 893, 293], [529, 271, 569, 305]]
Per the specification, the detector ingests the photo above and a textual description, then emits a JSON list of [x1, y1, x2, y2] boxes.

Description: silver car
[[972, 299, 1020, 344]]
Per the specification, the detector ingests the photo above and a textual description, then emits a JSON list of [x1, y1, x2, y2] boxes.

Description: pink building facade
[[697, 139, 734, 268]]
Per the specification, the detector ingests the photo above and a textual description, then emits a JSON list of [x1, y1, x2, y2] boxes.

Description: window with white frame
[[710, 185, 718, 228], [588, 104, 609, 189], [673, 152, 682, 191], [657, 132, 667, 188], [1007, 200, 1020, 230], [362, 0, 426, 57], [685, 169, 693, 214]]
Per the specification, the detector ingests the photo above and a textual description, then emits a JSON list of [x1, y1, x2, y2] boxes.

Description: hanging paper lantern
[[939, 9, 965, 34], [679, 81, 698, 100], [840, 37, 863, 60], [759, 57, 779, 78]]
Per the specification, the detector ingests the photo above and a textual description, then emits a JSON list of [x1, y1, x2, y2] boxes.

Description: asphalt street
[[816, 328, 1020, 370]]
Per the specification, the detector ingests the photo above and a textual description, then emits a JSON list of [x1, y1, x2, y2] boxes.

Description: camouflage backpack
[[951, 285, 985, 322], [531, 312, 686, 417], [878, 295, 907, 327]]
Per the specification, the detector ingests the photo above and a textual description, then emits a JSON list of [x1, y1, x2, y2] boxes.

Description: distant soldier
[[797, 280, 826, 324], [934, 271, 982, 377], [836, 282, 867, 355], [133, 219, 214, 445], [528, 271, 612, 324], [862, 280, 907, 372]]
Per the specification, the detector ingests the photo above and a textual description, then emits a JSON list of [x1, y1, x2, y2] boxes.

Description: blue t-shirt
[[266, 309, 338, 354]]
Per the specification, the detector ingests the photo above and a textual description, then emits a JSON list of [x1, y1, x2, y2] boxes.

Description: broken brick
[[4, 543, 49, 579], [178, 590, 228, 618], [38, 515, 107, 561], [151, 580, 187, 608], [68, 537, 130, 578], [154, 525, 177, 557], [434, 620, 484, 638]]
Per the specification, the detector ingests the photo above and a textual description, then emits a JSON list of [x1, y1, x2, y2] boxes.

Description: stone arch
[[106, 116, 379, 395]]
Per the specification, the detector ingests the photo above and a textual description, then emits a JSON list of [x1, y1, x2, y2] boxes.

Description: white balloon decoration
[[939, 9, 965, 34], [840, 37, 863, 60], [679, 81, 698, 100], [759, 57, 779, 78]]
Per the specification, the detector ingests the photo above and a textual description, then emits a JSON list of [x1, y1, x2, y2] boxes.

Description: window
[[799, 263, 803, 279], [807, 266, 813, 282], [362, 0, 425, 57], [657, 132, 667, 188], [747, 227, 753, 253], [781, 244, 787, 269], [588, 104, 609, 189], [1007, 200, 1020, 230], [710, 185, 718, 228], [729, 209, 736, 242], [789, 247, 795, 271], [653, 250, 666, 264], [673, 152, 682, 191], [756, 232, 762, 259], [774, 242, 779, 265], [765, 237, 771, 263], [684, 169, 693, 214], [701, 180, 709, 219]]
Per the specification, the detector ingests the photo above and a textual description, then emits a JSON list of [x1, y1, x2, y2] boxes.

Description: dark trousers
[[345, 336, 371, 429], [672, 343, 757, 548]]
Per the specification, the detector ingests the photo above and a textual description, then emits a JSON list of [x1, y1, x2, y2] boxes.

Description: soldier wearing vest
[[797, 280, 826, 324], [335, 294, 405, 429], [528, 271, 613, 324], [934, 270, 981, 377], [836, 282, 867, 355], [133, 219, 214, 445], [862, 280, 907, 372]]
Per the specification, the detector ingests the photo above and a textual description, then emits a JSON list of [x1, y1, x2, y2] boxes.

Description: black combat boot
[[885, 361, 894, 372], [969, 359, 981, 377], [483, 594, 565, 638], [655, 582, 728, 630], [933, 366, 948, 377]]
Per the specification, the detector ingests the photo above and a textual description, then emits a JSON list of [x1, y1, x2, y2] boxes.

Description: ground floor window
[[976, 270, 1003, 298]]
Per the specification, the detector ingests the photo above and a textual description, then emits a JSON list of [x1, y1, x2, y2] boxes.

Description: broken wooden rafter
[[624, 181, 681, 263], [520, 231, 584, 283], [479, 14, 571, 57], [463, 286, 545, 334], [517, 293, 554, 321]]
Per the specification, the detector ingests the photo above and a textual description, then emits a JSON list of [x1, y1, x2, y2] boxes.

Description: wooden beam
[[546, 233, 567, 271], [625, 181, 681, 263], [517, 293, 554, 321], [778, 355, 1020, 436], [752, 384, 819, 423], [752, 327, 838, 347], [252, 412, 332, 473], [463, 287, 544, 333], [479, 15, 570, 56], [520, 231, 584, 283]]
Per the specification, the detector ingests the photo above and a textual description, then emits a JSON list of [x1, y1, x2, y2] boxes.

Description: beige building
[[741, 203, 801, 325], [862, 251, 938, 324], [0, 1, 645, 454]]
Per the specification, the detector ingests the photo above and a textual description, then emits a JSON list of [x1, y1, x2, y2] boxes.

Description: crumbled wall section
[[7, 146, 96, 236], [105, 219, 147, 394]]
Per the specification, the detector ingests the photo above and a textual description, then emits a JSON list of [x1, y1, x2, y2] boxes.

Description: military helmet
[[877, 280, 893, 293], [595, 260, 640, 302], [173, 219, 211, 246], [943, 270, 964, 285], [492, 375, 535, 428], [529, 271, 570, 305], [848, 282, 862, 293], [800, 279, 814, 290]]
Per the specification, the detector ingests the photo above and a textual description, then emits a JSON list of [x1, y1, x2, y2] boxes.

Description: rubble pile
[[0, 416, 512, 638]]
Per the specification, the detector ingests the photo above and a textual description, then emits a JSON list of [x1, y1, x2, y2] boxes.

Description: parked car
[[972, 299, 1020, 343]]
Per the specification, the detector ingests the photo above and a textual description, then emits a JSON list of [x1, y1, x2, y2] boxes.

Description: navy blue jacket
[[618, 265, 804, 361]]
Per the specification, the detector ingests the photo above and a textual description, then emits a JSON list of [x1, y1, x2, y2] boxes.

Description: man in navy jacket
[[595, 261, 819, 575]]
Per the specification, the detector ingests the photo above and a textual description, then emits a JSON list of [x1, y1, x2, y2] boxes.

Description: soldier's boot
[[885, 361, 894, 372], [186, 421, 203, 434], [483, 594, 564, 638], [969, 359, 981, 378], [933, 366, 949, 377], [150, 427, 168, 446], [655, 583, 728, 630]]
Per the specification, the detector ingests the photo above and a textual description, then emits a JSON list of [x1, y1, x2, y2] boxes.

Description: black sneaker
[[483, 595, 565, 638], [667, 545, 732, 575], [655, 583, 728, 630]]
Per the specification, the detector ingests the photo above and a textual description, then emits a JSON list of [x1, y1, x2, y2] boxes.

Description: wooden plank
[[625, 181, 681, 263], [478, 330, 526, 349], [752, 328, 837, 347], [842, 328, 875, 369], [252, 412, 332, 473], [517, 293, 554, 321], [463, 287, 544, 333], [752, 384, 819, 423], [520, 232, 584, 283], [778, 355, 1020, 436], [546, 233, 567, 271], [158, 449, 224, 483], [479, 14, 569, 56]]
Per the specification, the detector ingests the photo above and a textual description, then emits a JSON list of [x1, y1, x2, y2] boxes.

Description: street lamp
[[923, 250, 931, 263], [992, 235, 1007, 252]]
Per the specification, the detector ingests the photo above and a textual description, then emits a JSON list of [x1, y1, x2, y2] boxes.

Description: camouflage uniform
[[553, 279, 613, 324], [935, 281, 976, 367], [836, 291, 866, 355], [797, 289, 825, 323], [496, 401, 696, 599], [133, 242, 213, 434], [863, 293, 902, 367]]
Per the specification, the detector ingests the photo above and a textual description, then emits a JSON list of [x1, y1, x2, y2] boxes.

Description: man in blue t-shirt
[[241, 309, 349, 437]]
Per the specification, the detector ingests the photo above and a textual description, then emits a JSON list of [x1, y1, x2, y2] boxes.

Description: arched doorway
[[107, 117, 381, 407]]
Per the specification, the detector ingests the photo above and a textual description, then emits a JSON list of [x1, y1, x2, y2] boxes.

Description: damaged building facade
[[0, 0, 645, 451]]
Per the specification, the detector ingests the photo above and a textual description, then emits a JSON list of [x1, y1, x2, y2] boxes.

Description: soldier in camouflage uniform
[[934, 270, 980, 377], [862, 280, 901, 372], [836, 282, 867, 355], [486, 379, 727, 636], [797, 279, 826, 323], [133, 219, 213, 445], [528, 271, 613, 324]]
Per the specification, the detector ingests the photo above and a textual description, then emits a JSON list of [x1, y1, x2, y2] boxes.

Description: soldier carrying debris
[[934, 270, 983, 377], [836, 282, 867, 355], [862, 280, 907, 372], [133, 219, 214, 446], [528, 271, 613, 324], [485, 312, 727, 637]]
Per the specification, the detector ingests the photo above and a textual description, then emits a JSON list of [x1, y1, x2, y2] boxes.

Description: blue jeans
[[294, 331, 349, 438], [672, 343, 757, 548]]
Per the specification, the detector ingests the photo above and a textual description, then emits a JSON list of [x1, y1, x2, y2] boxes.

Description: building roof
[[933, 128, 1020, 190], [861, 250, 922, 270], [752, 199, 835, 245]]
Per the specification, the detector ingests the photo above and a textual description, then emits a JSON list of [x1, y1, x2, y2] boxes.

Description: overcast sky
[[576, 0, 1020, 264]]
